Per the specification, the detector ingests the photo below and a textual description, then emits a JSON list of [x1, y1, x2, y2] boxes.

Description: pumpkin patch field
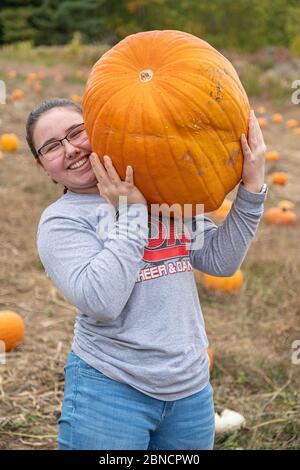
[[0, 43, 300, 450]]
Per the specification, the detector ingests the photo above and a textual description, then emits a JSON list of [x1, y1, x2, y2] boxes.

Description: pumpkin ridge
[[140, 89, 169, 206], [138, 82, 192, 205], [87, 82, 134, 147], [124, 30, 160, 69], [151, 91, 197, 205]]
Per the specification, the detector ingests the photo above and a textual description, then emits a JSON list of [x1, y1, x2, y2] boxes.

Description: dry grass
[[0, 49, 299, 450]]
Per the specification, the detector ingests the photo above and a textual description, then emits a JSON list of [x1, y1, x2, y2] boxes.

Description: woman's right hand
[[89, 153, 147, 207]]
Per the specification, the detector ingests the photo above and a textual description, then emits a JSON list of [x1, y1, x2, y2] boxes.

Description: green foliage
[[290, 35, 300, 57], [0, 7, 36, 43], [240, 65, 263, 96], [0, 0, 299, 54]]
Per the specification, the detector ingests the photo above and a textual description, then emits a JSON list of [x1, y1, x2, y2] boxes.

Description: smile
[[68, 156, 89, 170]]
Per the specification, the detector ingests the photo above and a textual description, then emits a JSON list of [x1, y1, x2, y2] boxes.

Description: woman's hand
[[240, 110, 267, 193], [89, 153, 147, 207]]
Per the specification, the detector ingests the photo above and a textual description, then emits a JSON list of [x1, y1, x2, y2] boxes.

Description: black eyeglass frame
[[37, 122, 86, 157]]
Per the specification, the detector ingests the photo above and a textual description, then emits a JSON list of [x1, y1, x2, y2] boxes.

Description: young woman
[[26, 98, 267, 450]]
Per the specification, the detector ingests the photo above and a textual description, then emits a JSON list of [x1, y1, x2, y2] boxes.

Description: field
[[0, 44, 299, 450]]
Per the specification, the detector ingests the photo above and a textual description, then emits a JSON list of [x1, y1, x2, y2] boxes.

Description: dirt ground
[[0, 54, 299, 450]]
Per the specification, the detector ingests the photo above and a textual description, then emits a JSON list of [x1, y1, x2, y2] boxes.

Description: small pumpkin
[[258, 117, 268, 129], [286, 119, 298, 129], [266, 150, 280, 162], [207, 348, 214, 372], [277, 200, 295, 211], [26, 72, 38, 84], [0, 310, 25, 352], [202, 269, 244, 293], [256, 106, 266, 114], [272, 113, 284, 124], [0, 133, 20, 152], [271, 172, 288, 186], [11, 89, 24, 101], [265, 207, 297, 225], [70, 94, 83, 104]]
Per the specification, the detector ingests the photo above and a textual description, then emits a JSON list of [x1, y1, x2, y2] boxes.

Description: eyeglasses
[[37, 123, 88, 160]]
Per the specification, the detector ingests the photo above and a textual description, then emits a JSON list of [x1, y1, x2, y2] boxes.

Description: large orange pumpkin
[[202, 269, 244, 293], [0, 310, 25, 352], [83, 30, 250, 215]]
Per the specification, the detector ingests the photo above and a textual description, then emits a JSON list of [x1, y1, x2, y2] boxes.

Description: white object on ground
[[215, 409, 246, 435]]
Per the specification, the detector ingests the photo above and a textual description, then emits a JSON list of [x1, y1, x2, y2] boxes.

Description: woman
[[26, 98, 267, 450]]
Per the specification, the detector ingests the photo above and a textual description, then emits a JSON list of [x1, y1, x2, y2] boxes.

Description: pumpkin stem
[[139, 69, 154, 83]]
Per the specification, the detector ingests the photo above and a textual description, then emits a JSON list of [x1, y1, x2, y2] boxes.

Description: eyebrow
[[40, 123, 83, 148]]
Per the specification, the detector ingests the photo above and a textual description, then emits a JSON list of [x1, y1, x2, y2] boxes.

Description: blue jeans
[[58, 350, 215, 450]]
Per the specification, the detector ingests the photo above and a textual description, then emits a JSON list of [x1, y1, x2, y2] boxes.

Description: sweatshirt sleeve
[[37, 203, 149, 324], [188, 182, 268, 276]]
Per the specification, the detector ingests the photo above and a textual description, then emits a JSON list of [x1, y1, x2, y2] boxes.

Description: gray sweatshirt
[[37, 182, 267, 401]]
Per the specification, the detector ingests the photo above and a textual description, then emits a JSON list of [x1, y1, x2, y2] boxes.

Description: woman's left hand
[[240, 109, 267, 193]]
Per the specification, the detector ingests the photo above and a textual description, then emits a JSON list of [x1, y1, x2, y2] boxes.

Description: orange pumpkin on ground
[[286, 119, 298, 129], [272, 113, 284, 124], [266, 150, 280, 162], [202, 269, 244, 293], [0, 310, 25, 352], [26, 72, 38, 84], [256, 106, 266, 114], [83, 30, 250, 215], [265, 207, 297, 225], [271, 172, 288, 186], [277, 200, 295, 211], [11, 89, 24, 101], [207, 348, 214, 372], [257, 117, 268, 129], [70, 94, 83, 104], [0, 133, 20, 152]]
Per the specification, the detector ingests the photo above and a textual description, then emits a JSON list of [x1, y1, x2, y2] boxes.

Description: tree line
[[0, 0, 299, 53]]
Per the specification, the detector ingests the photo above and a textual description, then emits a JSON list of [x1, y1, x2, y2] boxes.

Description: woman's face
[[33, 107, 98, 194]]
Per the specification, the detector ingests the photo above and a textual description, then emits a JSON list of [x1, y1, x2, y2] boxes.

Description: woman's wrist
[[242, 181, 264, 193]]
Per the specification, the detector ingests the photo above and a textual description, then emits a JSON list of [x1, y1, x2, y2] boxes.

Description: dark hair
[[26, 98, 83, 195]]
